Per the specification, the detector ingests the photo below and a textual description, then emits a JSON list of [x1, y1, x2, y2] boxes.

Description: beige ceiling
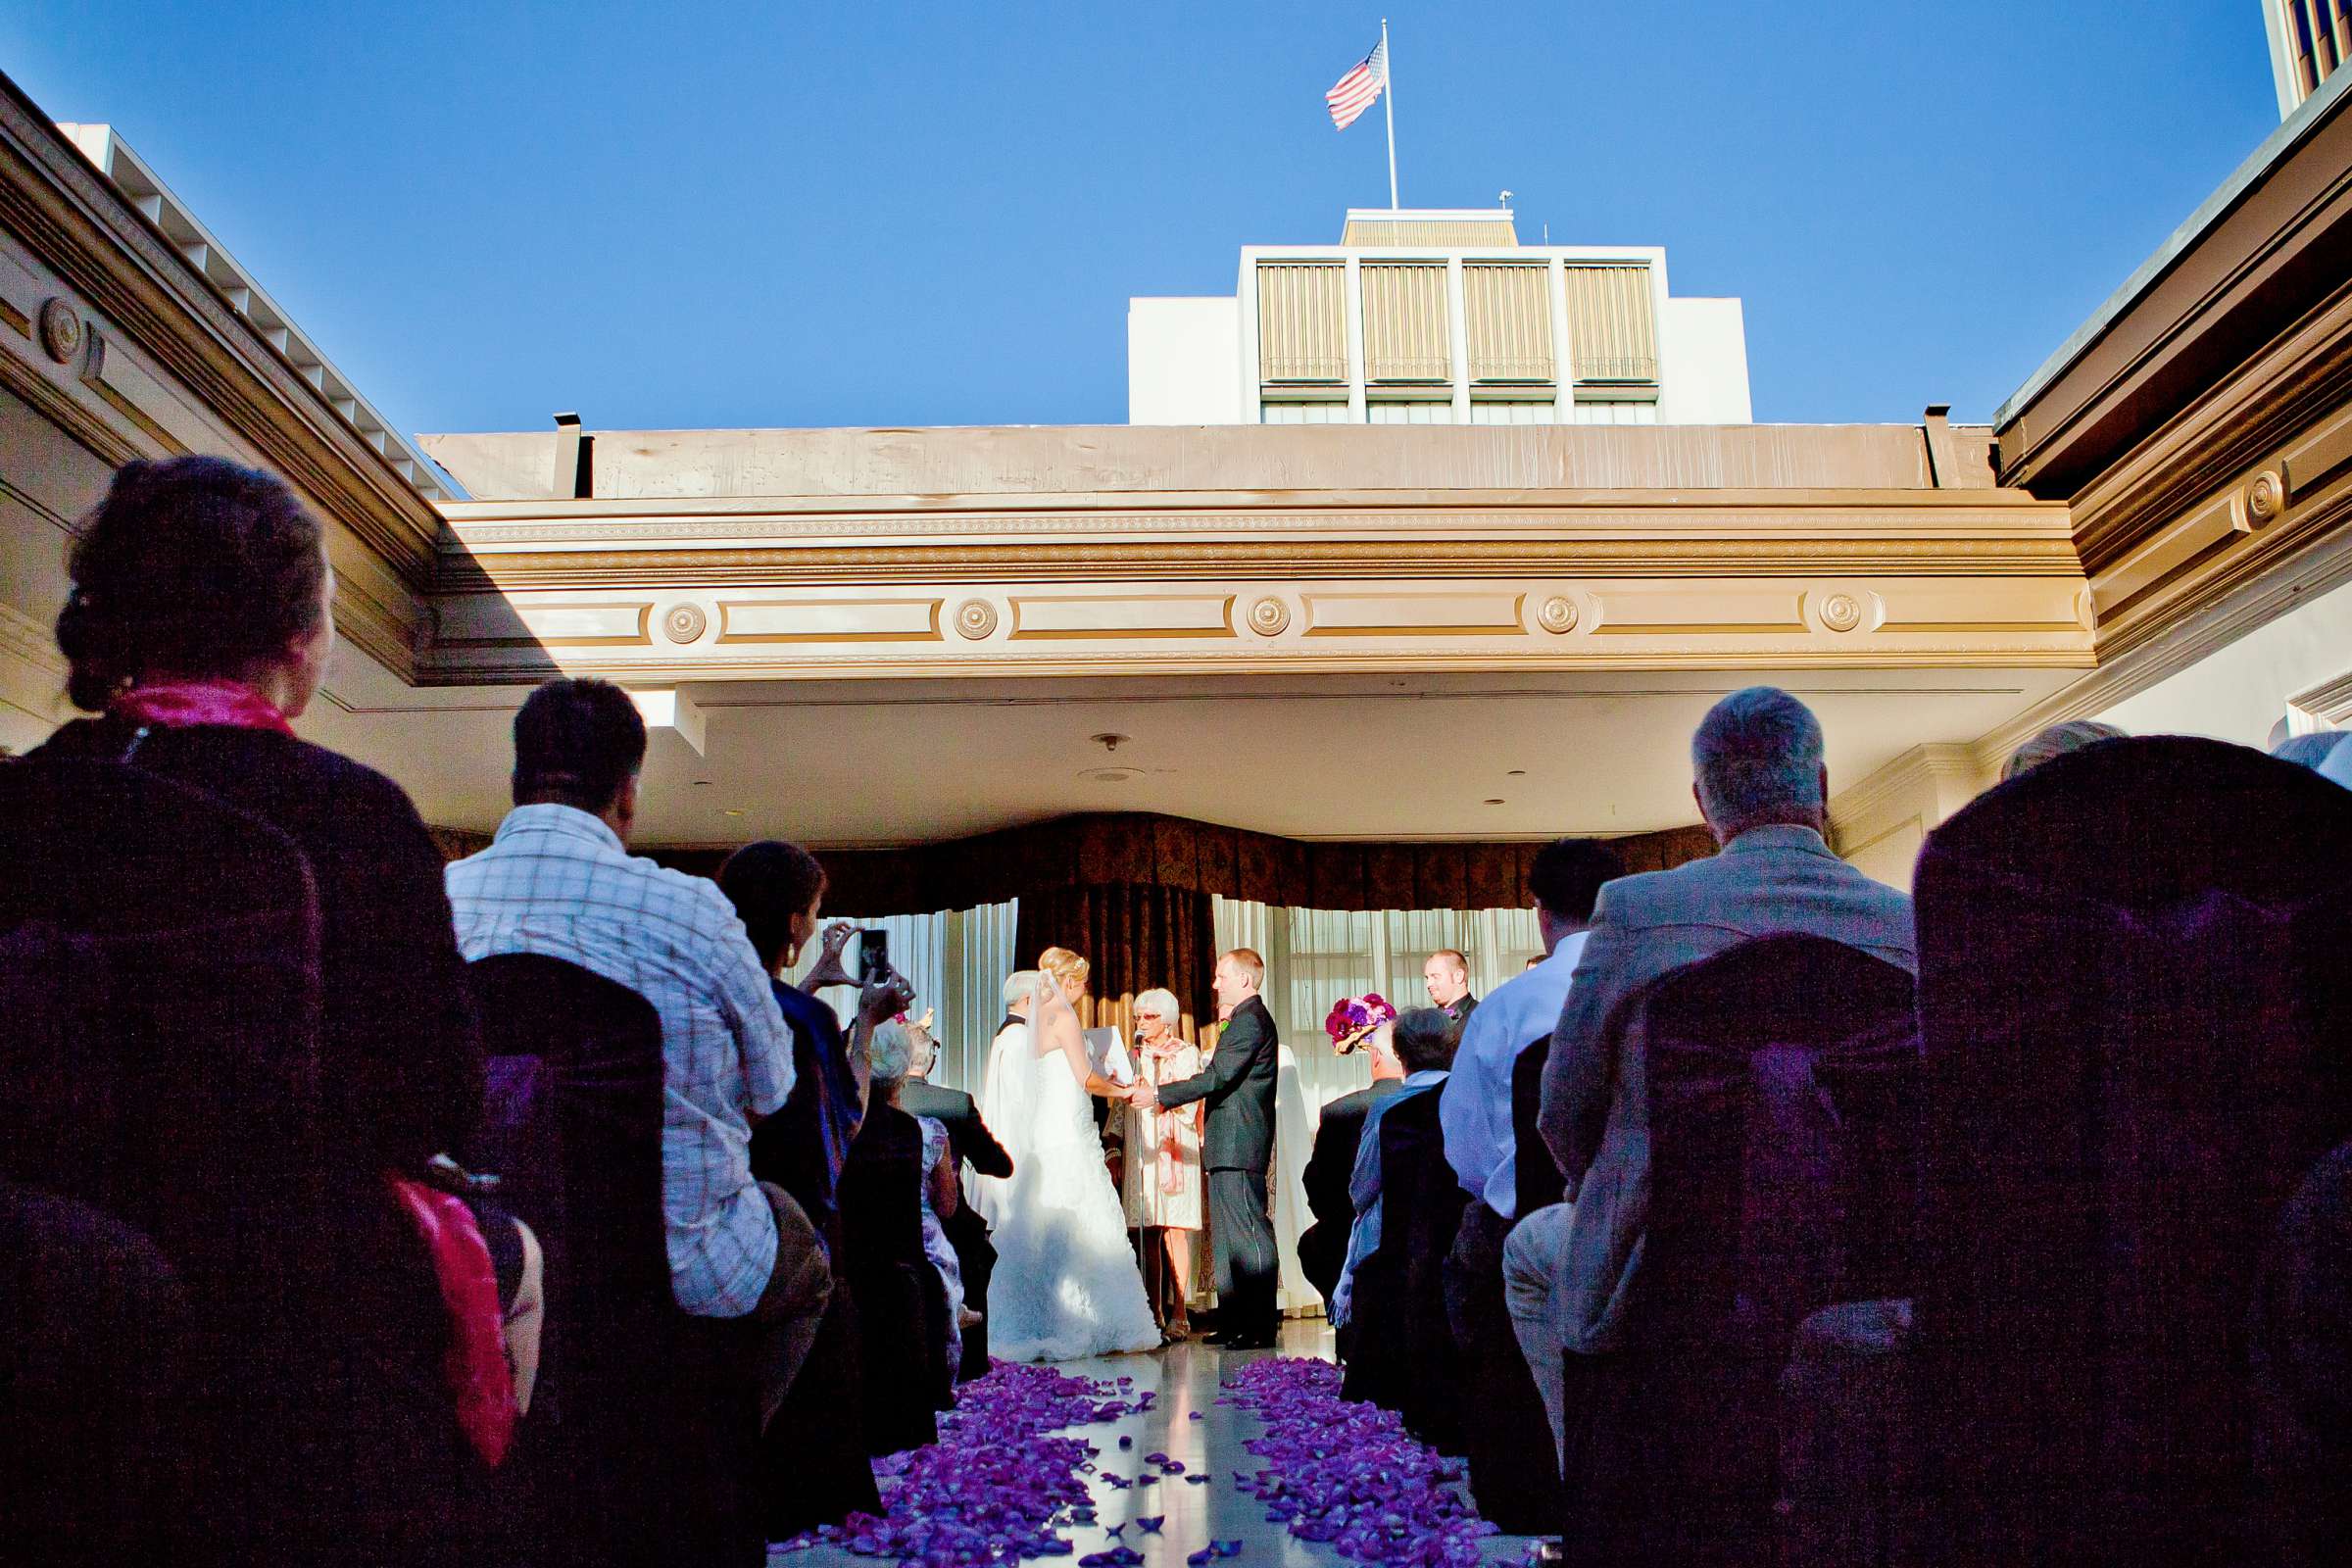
[[304, 645, 2074, 849]]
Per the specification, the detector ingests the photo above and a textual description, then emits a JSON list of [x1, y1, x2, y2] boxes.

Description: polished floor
[[772, 1321, 1534, 1568]]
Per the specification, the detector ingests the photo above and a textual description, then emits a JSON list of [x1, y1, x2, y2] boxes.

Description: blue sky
[[1, 2, 2281, 443]]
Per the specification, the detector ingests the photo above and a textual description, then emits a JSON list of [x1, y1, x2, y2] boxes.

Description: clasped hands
[[1123, 1079, 1160, 1111]]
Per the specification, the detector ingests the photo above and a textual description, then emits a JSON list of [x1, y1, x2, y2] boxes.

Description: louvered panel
[[1342, 218, 1518, 245], [1562, 265, 1660, 384], [1254, 263, 1348, 382], [1360, 263, 1450, 382], [1463, 264, 1554, 382]]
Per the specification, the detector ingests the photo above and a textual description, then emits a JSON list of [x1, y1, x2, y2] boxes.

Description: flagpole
[[1381, 17, 1399, 209]]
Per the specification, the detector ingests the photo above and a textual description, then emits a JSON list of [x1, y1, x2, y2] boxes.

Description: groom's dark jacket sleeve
[[1154, 1000, 1279, 1174], [1153, 1001, 1267, 1114]]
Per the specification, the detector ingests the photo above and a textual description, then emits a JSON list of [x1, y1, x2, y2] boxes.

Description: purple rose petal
[[771, 1361, 1148, 1563], [1135, 1517, 1164, 1534], [1213, 1358, 1495, 1567]]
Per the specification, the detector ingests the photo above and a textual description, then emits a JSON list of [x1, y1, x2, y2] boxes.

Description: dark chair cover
[[0, 757, 489, 1566], [0, 759, 323, 1298], [1564, 933, 1920, 1568], [467, 953, 764, 1567], [838, 1102, 943, 1456], [2251, 1141, 2352, 1566], [1439, 1033, 1569, 1532], [1911, 735, 2352, 1566], [1778, 1297, 1926, 1568], [1342, 1088, 1469, 1451], [1513, 1035, 1567, 1221], [0, 1181, 200, 1568]]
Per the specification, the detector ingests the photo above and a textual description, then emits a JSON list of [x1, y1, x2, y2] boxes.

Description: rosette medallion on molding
[[38, 298, 81, 365], [1246, 597, 1292, 637], [1535, 595, 1581, 635], [2234, 470, 2284, 532], [1817, 592, 1865, 633], [953, 598, 1001, 640], [661, 603, 710, 644]]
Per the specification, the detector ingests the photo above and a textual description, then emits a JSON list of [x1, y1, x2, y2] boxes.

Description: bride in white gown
[[974, 969, 1159, 1362]]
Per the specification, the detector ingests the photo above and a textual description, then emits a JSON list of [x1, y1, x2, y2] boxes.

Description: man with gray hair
[[1503, 688, 1917, 1454]]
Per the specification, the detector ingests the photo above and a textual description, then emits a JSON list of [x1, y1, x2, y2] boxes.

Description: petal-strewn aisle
[[773, 1323, 1532, 1568]]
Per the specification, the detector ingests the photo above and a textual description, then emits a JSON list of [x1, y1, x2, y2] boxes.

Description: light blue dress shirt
[[1438, 931, 1588, 1220], [1330, 1067, 1449, 1325]]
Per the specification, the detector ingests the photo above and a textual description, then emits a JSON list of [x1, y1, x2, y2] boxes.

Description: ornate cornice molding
[[0, 598, 64, 677], [1828, 742, 1987, 861], [419, 483, 2088, 683], [2068, 283, 2352, 572], [434, 489, 2078, 599]]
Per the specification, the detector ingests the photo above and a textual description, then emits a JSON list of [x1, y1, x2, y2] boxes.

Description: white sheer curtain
[[1210, 896, 1544, 1316], [784, 899, 1019, 1097]]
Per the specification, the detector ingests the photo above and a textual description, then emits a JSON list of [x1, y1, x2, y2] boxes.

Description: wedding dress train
[[974, 1032, 1159, 1363]]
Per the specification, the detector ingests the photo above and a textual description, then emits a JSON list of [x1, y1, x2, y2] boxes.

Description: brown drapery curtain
[[630, 812, 1717, 917], [1013, 882, 1217, 1046]]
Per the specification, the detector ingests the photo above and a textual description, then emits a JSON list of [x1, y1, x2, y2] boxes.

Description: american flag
[[1326, 39, 1388, 130]]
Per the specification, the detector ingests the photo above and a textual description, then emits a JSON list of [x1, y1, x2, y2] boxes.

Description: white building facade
[[1129, 208, 1751, 427]]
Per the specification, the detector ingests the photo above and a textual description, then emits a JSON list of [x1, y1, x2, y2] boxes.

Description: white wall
[[2096, 574, 2352, 746], [1658, 297, 1752, 424], [1127, 297, 1243, 424]]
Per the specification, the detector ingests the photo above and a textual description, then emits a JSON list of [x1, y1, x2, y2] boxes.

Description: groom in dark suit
[[1136, 949, 1281, 1348]]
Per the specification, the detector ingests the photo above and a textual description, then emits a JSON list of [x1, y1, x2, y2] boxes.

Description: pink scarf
[[109, 676, 516, 1467], [1142, 1035, 1197, 1196], [387, 1178, 518, 1467], [111, 677, 295, 736]]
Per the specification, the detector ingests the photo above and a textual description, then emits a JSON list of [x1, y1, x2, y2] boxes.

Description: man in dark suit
[[899, 1024, 1012, 1378], [1298, 1022, 1407, 1313], [1136, 949, 1281, 1348]]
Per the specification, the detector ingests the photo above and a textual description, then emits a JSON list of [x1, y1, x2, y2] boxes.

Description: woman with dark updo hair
[[37, 455, 483, 1172], [28, 458, 516, 1555]]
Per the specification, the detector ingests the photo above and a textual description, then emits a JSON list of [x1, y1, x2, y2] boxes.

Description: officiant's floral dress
[[1122, 1042, 1205, 1230]]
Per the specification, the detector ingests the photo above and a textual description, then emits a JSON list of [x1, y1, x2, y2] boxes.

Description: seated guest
[[1440, 838, 1619, 1506], [36, 456, 484, 1188], [1513, 687, 1915, 1406], [900, 1013, 1005, 1375], [2272, 732, 2344, 768], [837, 1042, 944, 1455], [902, 1010, 1011, 1369], [1425, 949, 1478, 1026], [1300, 994, 1405, 1314], [448, 680, 830, 1431], [26, 456, 520, 1551], [1123, 987, 1207, 1337], [716, 842, 907, 1240], [716, 841, 906, 1534], [2276, 730, 2352, 790], [868, 1018, 967, 1399], [2003, 718, 2127, 780], [1333, 1007, 1462, 1327]]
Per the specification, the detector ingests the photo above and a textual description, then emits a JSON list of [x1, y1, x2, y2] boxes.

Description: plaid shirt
[[447, 805, 795, 1317]]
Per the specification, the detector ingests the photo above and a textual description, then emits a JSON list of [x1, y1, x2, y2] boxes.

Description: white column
[[1546, 255, 1573, 424], [1239, 259, 1262, 423], [1345, 254, 1367, 423], [1446, 256, 1471, 424]]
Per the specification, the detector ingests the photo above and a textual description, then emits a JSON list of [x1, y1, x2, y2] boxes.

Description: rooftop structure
[[1128, 208, 1749, 428], [2263, 0, 2352, 118]]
